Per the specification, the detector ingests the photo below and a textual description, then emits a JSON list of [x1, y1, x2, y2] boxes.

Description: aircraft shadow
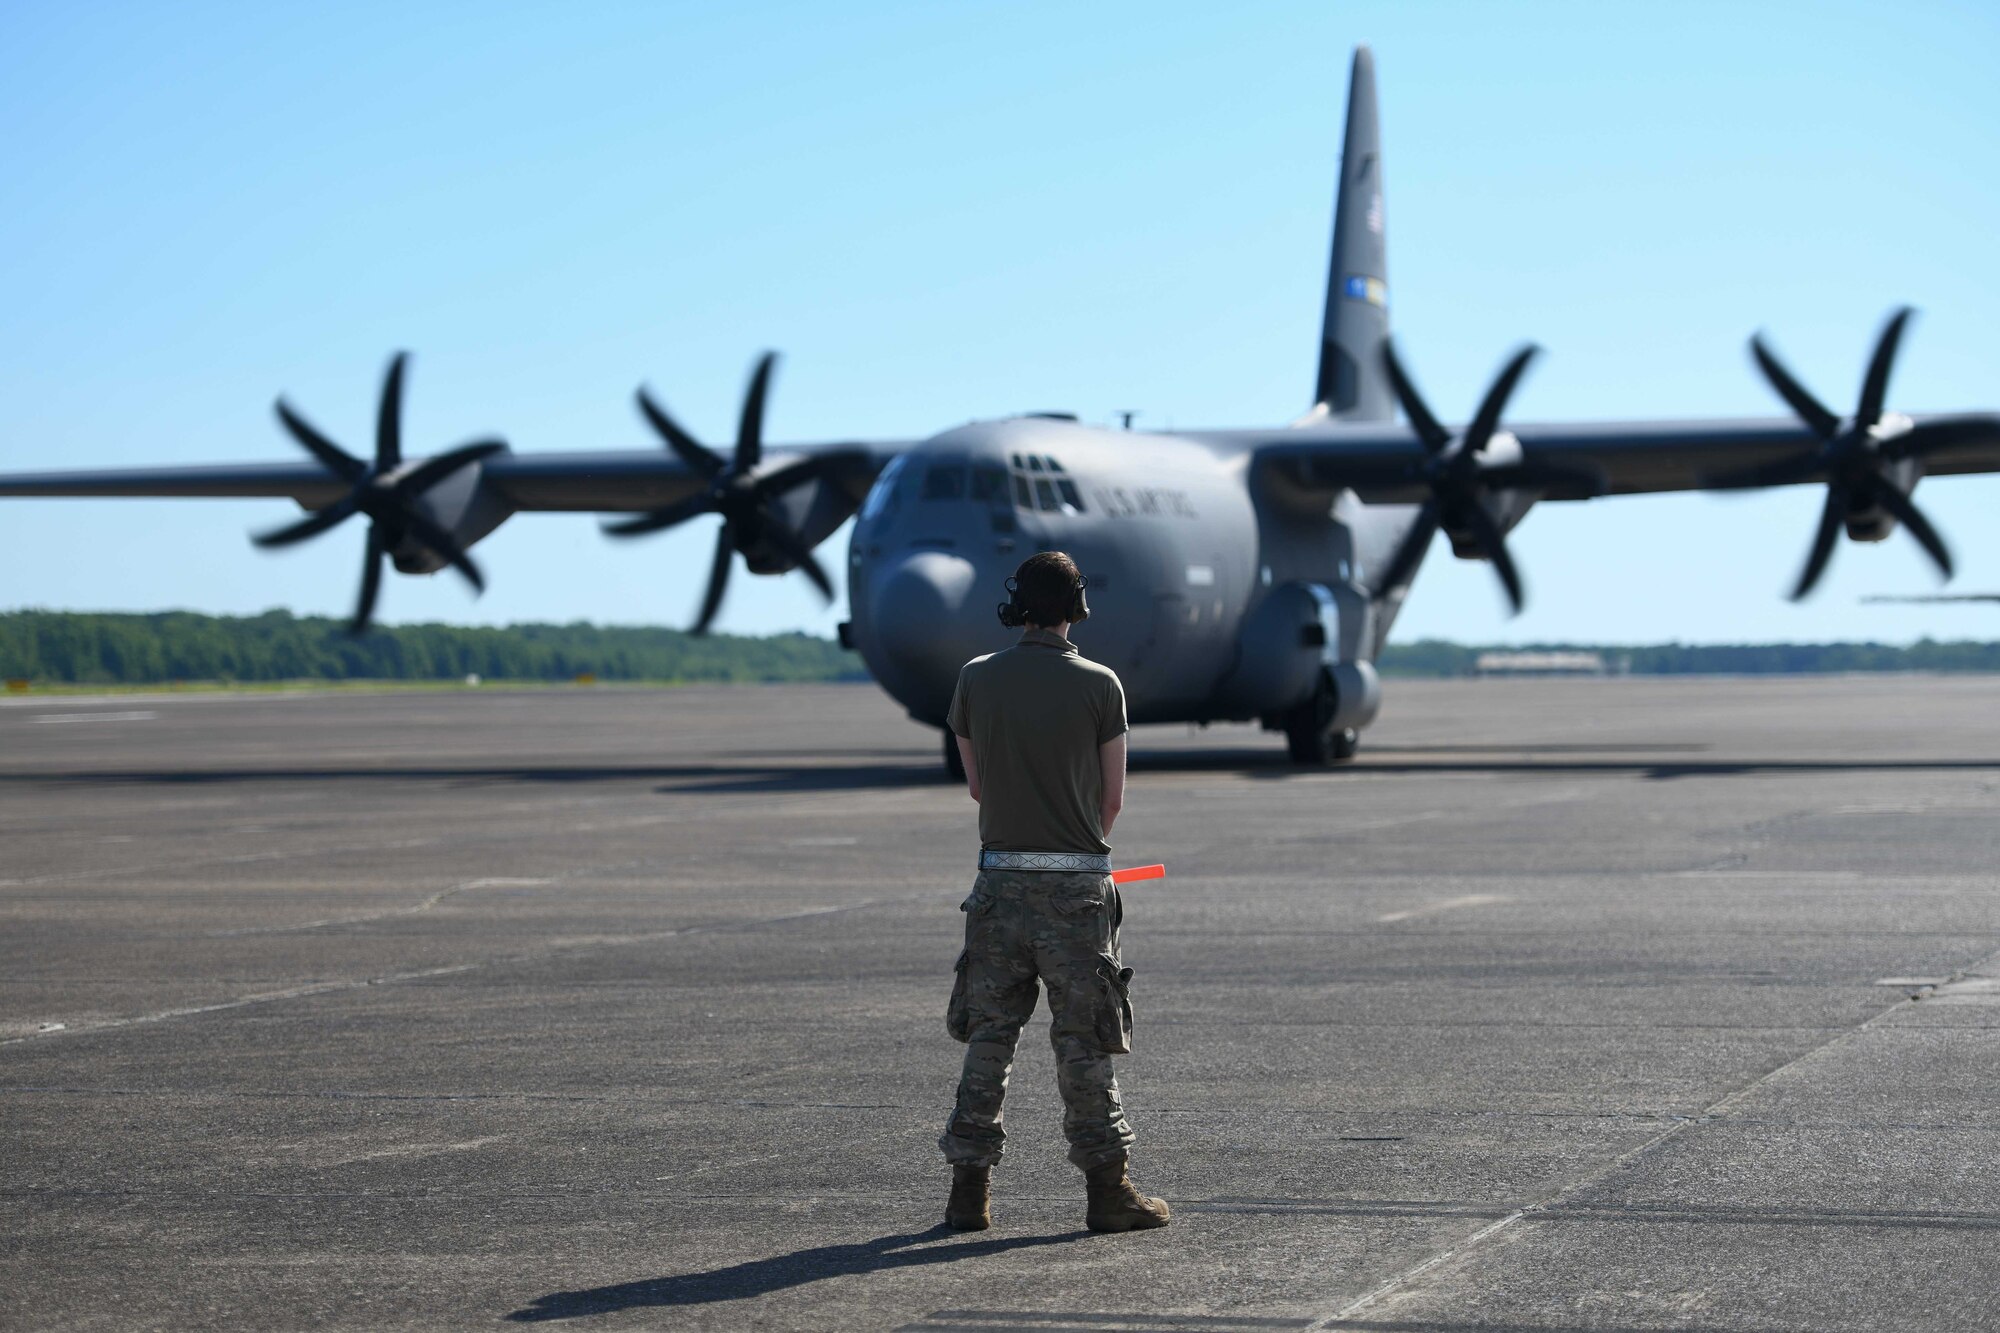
[[502, 1226, 1087, 1321], [4, 747, 1999, 791]]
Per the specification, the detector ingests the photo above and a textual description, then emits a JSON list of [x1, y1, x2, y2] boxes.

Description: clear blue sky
[[3, 0, 1997, 644]]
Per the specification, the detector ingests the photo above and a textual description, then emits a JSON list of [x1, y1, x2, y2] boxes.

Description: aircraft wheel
[[943, 729, 966, 783], [1283, 678, 1359, 765]]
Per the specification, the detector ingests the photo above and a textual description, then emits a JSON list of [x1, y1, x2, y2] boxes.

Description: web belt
[[978, 849, 1111, 873]]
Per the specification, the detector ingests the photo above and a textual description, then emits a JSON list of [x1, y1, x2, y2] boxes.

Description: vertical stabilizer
[[1310, 46, 1391, 421]]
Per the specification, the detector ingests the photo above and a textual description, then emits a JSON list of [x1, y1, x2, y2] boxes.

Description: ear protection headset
[[997, 569, 1090, 628]]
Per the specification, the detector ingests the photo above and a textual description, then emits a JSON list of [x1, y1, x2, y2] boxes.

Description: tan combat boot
[[945, 1165, 991, 1231], [1084, 1156, 1171, 1232]]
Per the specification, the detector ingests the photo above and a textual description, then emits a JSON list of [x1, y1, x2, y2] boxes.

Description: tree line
[[4, 611, 2000, 686], [0, 610, 868, 685], [1379, 637, 2000, 677]]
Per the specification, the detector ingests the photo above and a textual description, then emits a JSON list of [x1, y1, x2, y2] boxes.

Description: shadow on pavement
[[7, 751, 2000, 791], [503, 1226, 1089, 1322]]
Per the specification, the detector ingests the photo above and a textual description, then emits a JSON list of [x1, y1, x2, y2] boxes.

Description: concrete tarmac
[[2, 676, 1996, 1331]]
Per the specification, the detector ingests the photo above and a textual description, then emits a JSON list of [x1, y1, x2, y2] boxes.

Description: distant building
[[1474, 650, 1618, 677]]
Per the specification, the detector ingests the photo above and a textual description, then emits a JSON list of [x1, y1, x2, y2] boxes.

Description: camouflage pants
[[940, 869, 1137, 1171]]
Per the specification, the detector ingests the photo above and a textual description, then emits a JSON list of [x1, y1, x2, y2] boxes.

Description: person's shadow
[[504, 1226, 1089, 1322]]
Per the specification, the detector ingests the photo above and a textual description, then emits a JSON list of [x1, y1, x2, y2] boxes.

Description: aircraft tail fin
[[1308, 45, 1391, 422]]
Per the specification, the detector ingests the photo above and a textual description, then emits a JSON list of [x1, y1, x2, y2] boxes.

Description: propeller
[[256, 353, 503, 635], [1373, 340, 1605, 613], [1711, 307, 1962, 600], [606, 352, 850, 635]]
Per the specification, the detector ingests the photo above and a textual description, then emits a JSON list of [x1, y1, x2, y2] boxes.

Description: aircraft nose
[[862, 550, 994, 716]]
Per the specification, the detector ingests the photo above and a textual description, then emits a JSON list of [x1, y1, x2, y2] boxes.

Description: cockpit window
[[969, 464, 1008, 504], [1004, 454, 1086, 513], [921, 464, 966, 500], [859, 454, 908, 523]]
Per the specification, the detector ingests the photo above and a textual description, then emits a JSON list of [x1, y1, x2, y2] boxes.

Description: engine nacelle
[[385, 453, 514, 574]]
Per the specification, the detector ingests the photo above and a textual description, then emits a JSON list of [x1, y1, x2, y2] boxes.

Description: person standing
[[939, 550, 1170, 1234]]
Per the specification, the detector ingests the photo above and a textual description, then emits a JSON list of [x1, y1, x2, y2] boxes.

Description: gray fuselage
[[845, 416, 1406, 730]]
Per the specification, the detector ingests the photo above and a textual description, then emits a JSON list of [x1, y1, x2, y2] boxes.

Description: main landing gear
[[1283, 676, 1360, 765]]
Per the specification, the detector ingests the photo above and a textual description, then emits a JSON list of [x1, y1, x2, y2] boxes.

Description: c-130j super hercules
[[5, 47, 2000, 775]]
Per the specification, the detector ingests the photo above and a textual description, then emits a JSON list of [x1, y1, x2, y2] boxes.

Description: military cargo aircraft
[[1865, 594, 2000, 605], [4, 47, 1998, 775]]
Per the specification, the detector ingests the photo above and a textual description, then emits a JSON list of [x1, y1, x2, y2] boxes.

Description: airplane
[[1864, 594, 2000, 605], [5, 46, 1999, 778]]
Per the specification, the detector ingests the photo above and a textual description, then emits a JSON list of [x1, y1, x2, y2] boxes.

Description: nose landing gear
[[1283, 675, 1360, 765]]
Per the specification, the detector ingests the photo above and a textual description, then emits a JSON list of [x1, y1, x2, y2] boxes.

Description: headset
[[997, 567, 1090, 628]]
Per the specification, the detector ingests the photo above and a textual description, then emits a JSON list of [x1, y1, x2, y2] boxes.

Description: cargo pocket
[[1091, 953, 1134, 1055], [945, 949, 973, 1043]]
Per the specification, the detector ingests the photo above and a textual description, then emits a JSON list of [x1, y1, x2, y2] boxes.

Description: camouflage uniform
[[940, 868, 1136, 1170]]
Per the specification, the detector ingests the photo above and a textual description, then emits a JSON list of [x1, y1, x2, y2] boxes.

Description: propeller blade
[[1855, 307, 1914, 433], [637, 387, 725, 478], [1703, 454, 1825, 490], [1791, 483, 1849, 600], [351, 527, 385, 635], [1750, 336, 1840, 440], [393, 440, 506, 497], [734, 352, 776, 473], [377, 353, 408, 470], [1462, 345, 1540, 457], [274, 400, 367, 482], [692, 521, 735, 635], [1458, 499, 1525, 614], [1479, 461, 1608, 496], [254, 496, 358, 548], [1380, 340, 1451, 453], [401, 510, 487, 593], [1862, 476, 1954, 581], [1373, 501, 1440, 596], [755, 505, 836, 603], [601, 490, 717, 537]]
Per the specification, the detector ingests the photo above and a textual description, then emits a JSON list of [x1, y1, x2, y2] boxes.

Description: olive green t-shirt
[[946, 628, 1129, 855]]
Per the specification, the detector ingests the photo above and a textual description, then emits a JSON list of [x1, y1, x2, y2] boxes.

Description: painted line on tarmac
[[1375, 893, 1511, 923], [1306, 940, 2000, 1327], [0, 892, 924, 1049], [203, 877, 556, 937], [313, 1135, 510, 1167], [25, 710, 158, 725]]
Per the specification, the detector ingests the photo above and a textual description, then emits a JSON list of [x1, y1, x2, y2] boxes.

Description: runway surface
[[3, 676, 1997, 1331]]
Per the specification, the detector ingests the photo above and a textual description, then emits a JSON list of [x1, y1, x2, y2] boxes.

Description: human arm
[[957, 735, 981, 803], [1098, 732, 1126, 837]]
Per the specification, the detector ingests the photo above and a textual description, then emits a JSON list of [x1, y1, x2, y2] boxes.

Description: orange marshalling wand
[[1111, 864, 1165, 885]]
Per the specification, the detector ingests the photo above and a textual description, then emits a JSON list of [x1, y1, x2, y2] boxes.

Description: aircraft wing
[[0, 461, 351, 506], [0, 443, 903, 513], [1238, 412, 2000, 503]]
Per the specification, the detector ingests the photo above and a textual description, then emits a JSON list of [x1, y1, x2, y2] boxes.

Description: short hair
[[1007, 551, 1085, 628]]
